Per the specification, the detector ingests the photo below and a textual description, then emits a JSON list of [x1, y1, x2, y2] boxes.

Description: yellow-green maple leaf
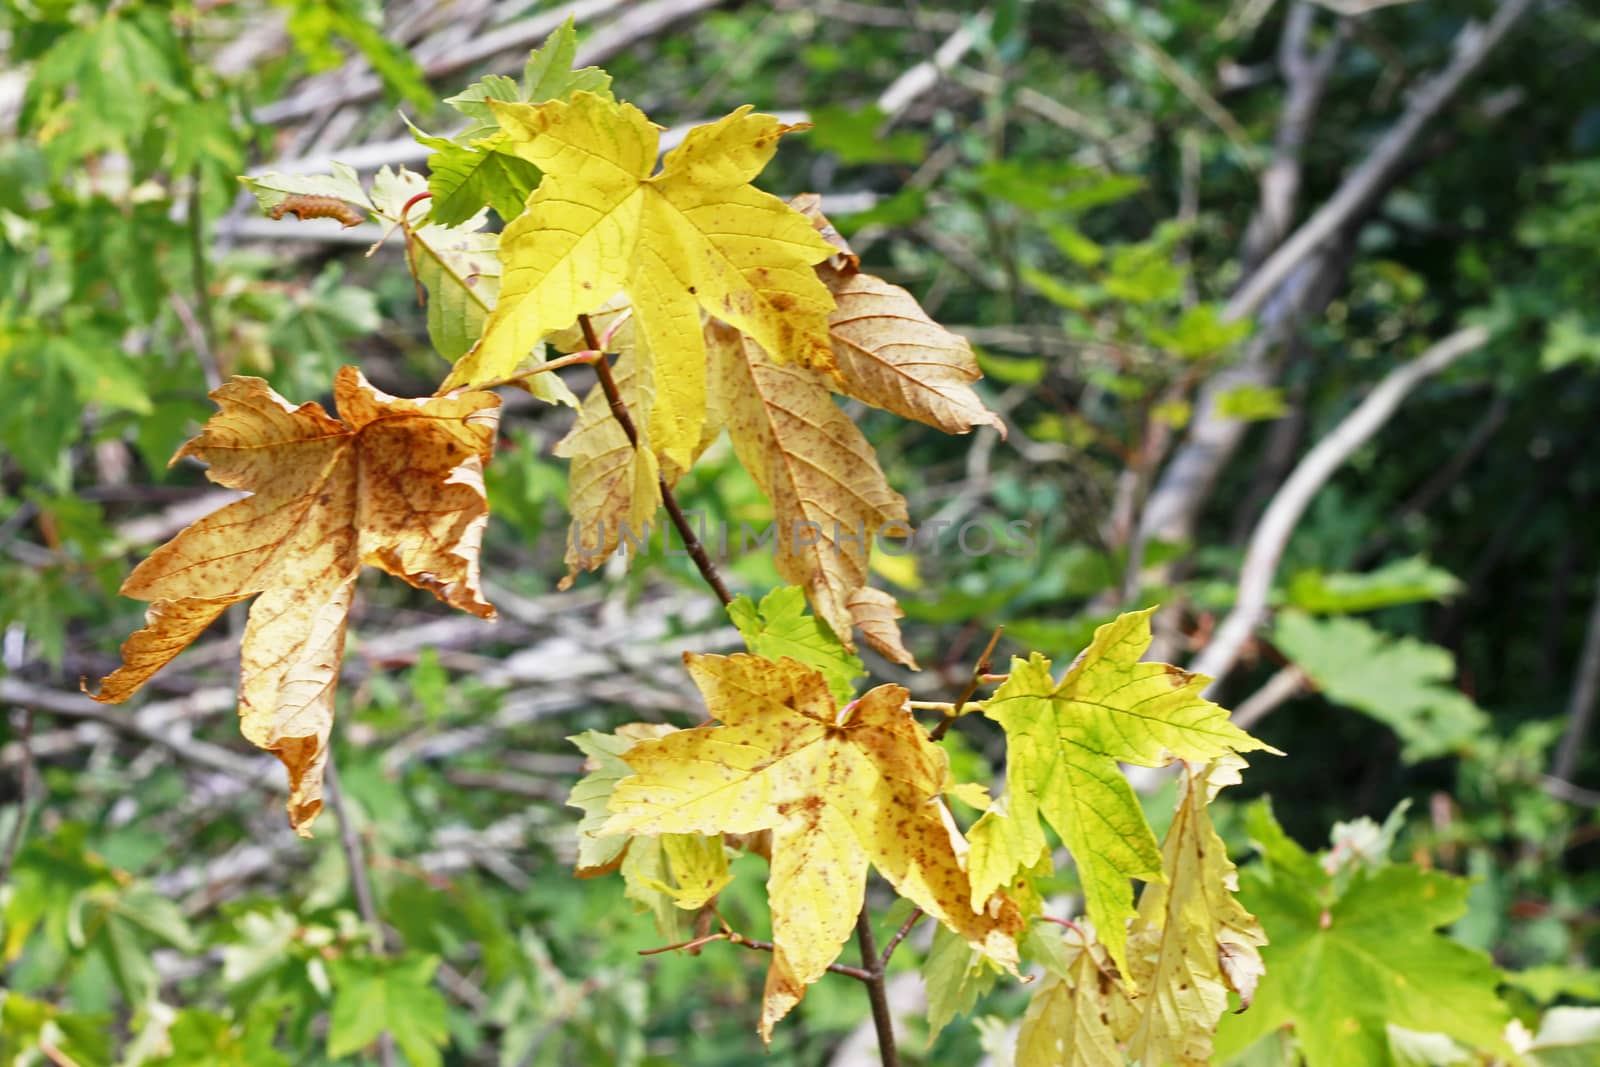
[[1016, 923, 1131, 1067], [967, 608, 1275, 981], [601, 652, 1022, 1040], [1122, 756, 1268, 1065], [442, 91, 838, 472]]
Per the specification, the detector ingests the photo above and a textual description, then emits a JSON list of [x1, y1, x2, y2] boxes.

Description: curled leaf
[[90, 369, 499, 835]]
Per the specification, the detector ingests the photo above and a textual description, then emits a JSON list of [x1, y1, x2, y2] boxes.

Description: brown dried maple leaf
[[88, 367, 500, 835]]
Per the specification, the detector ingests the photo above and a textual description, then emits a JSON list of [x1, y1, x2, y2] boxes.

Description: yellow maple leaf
[[551, 306, 734, 586], [441, 91, 838, 473], [601, 652, 1023, 1039], [88, 368, 500, 836], [1122, 756, 1267, 1065], [569, 724, 732, 938]]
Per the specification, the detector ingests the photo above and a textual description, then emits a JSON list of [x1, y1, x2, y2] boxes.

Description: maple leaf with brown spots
[[602, 651, 1023, 1039], [88, 367, 500, 836]]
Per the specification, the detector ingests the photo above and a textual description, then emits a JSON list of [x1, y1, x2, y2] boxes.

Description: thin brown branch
[[930, 626, 1003, 741], [877, 908, 924, 971], [638, 931, 728, 957], [852, 908, 901, 1066], [723, 929, 875, 983], [578, 314, 733, 607]]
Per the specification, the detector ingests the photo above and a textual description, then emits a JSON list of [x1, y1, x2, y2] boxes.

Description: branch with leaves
[[76, 19, 1375, 1067]]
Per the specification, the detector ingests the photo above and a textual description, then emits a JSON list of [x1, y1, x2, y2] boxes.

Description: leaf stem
[[466, 350, 601, 392], [726, 927, 876, 985], [930, 625, 1004, 741], [578, 313, 734, 607], [638, 931, 728, 956]]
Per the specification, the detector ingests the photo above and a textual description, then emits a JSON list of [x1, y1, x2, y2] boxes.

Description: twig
[[1241, 2, 1347, 271], [0, 709, 36, 886], [1552, 570, 1600, 784], [1189, 326, 1489, 692], [930, 626, 1003, 741], [578, 314, 733, 607], [877, 908, 923, 971], [1, 678, 270, 783], [852, 908, 901, 1066], [721, 929, 874, 982], [1541, 775, 1600, 810], [254, 0, 679, 125], [323, 755, 397, 1067], [1232, 665, 1309, 730], [877, 16, 983, 122]]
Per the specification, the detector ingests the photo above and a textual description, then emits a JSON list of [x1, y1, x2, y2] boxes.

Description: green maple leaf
[[966, 607, 1275, 980], [924, 922, 1004, 1039], [1273, 611, 1487, 762], [1214, 801, 1512, 1066], [728, 585, 864, 703], [414, 130, 541, 226], [326, 953, 450, 1067], [422, 18, 613, 226]]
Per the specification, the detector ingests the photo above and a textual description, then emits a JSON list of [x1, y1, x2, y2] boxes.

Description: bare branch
[[1232, 665, 1309, 730], [1552, 570, 1600, 784], [1189, 325, 1489, 692], [323, 755, 397, 1065], [1137, 0, 1535, 560], [1242, 2, 1348, 270], [1227, 0, 1538, 321], [255, 0, 712, 126], [877, 17, 983, 122], [0, 678, 271, 784]]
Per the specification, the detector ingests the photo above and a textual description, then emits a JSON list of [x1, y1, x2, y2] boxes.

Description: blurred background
[[1, 0, 1598, 1063]]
